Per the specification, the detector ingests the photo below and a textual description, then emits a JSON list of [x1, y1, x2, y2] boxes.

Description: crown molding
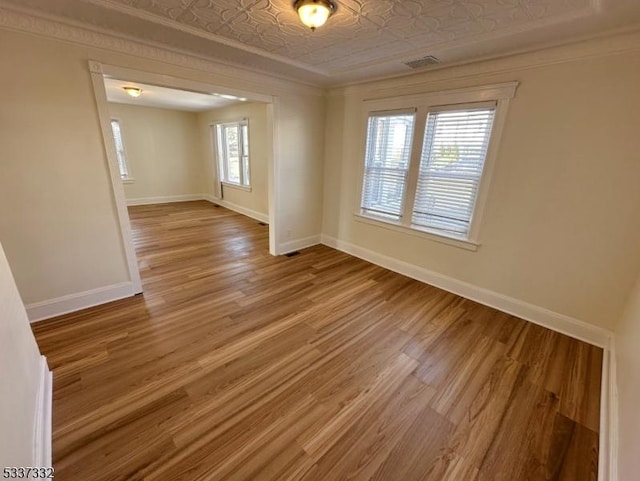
[[2, 2, 639, 98], [74, 0, 600, 81], [327, 0, 600, 77], [82, 0, 328, 76], [333, 25, 640, 96], [0, 5, 326, 96]]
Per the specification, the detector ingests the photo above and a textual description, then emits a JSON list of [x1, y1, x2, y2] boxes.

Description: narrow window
[[216, 121, 250, 188], [110, 119, 130, 180]]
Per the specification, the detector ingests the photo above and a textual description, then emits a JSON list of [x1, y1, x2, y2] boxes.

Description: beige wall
[[277, 93, 325, 245], [323, 50, 640, 330], [0, 27, 324, 309], [616, 275, 640, 481], [5, 21, 636, 333], [108, 103, 203, 202], [0, 243, 45, 467], [0, 30, 130, 304], [197, 102, 270, 217]]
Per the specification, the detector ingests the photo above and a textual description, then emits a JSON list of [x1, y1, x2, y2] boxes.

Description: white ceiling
[[3, 0, 640, 85], [104, 78, 244, 111]]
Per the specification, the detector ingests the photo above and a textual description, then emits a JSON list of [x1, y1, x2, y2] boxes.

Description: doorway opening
[[89, 62, 278, 294]]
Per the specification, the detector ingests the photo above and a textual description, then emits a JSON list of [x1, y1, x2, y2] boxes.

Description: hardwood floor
[[32, 201, 602, 481]]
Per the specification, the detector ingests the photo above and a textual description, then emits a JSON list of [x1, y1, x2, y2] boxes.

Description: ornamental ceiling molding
[[337, 25, 640, 96], [0, 5, 324, 96], [81, 0, 602, 76], [81, 0, 326, 75], [321, 0, 603, 75], [0, 0, 614, 85], [1, 2, 640, 92]]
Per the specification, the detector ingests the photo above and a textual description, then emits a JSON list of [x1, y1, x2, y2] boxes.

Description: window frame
[[360, 109, 417, 221], [110, 118, 134, 183], [213, 119, 251, 191], [355, 82, 518, 250]]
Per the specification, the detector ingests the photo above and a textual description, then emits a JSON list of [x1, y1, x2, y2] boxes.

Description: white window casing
[[214, 120, 251, 190], [357, 82, 518, 249], [361, 110, 416, 221]]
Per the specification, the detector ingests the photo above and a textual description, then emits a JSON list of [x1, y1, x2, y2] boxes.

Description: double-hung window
[[361, 112, 415, 220], [110, 119, 131, 181], [359, 83, 517, 247], [215, 121, 250, 188], [412, 105, 495, 235]]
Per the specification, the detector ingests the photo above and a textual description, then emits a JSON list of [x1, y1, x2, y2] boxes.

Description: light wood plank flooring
[[32, 201, 602, 481]]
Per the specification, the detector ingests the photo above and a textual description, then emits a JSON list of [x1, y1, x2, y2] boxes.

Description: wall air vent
[[403, 55, 440, 69]]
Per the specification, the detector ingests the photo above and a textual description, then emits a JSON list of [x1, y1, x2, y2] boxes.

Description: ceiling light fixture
[[214, 93, 248, 102], [294, 0, 336, 31], [123, 87, 142, 98], [216, 93, 239, 100]]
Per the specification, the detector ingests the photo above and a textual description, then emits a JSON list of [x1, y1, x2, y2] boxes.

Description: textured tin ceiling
[[2, 0, 639, 84], [106, 0, 596, 72]]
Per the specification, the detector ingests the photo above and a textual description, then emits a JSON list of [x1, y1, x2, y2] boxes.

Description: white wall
[[108, 103, 203, 203], [322, 42, 640, 331], [0, 242, 47, 468], [197, 102, 270, 218], [0, 26, 325, 314], [616, 275, 640, 481]]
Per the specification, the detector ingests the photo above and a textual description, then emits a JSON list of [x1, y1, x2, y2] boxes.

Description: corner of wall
[[33, 356, 52, 468], [599, 335, 619, 481]]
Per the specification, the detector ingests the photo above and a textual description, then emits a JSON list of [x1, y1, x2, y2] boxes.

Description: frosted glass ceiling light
[[123, 87, 142, 98], [294, 0, 336, 31]]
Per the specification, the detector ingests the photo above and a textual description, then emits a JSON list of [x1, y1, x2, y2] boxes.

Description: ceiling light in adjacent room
[[214, 94, 248, 102], [123, 87, 142, 98], [294, 0, 336, 31], [216, 93, 239, 100]]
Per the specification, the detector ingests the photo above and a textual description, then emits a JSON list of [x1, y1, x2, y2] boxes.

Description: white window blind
[[110, 119, 129, 179], [360, 112, 415, 220], [412, 107, 495, 235]]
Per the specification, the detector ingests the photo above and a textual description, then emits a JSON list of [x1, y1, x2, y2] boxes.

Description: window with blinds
[[360, 112, 415, 220], [412, 107, 495, 235], [110, 119, 130, 180], [215, 121, 250, 188], [360, 103, 498, 241]]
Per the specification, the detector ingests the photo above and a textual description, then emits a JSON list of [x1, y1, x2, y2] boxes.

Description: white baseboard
[[26, 282, 134, 323], [321, 234, 617, 481], [202, 195, 269, 224], [126, 194, 204, 206], [126, 194, 270, 225], [33, 355, 52, 468], [278, 235, 322, 255], [599, 341, 619, 481], [320, 234, 612, 348], [201, 194, 218, 203]]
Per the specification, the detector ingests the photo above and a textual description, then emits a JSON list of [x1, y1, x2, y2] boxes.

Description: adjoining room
[[104, 78, 270, 224]]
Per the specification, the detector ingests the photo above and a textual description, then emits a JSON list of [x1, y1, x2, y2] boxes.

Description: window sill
[[122, 177, 135, 184], [354, 213, 479, 251], [221, 181, 251, 192]]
